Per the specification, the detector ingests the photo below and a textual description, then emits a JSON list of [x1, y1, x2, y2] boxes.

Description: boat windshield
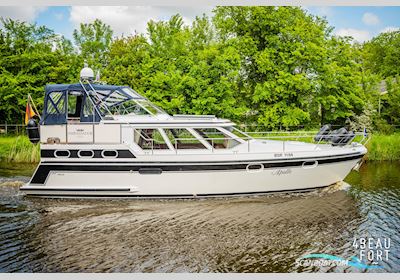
[[107, 99, 167, 116], [89, 87, 167, 116], [226, 126, 252, 140]]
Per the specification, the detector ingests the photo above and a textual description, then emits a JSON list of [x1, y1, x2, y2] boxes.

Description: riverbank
[[0, 134, 399, 163]]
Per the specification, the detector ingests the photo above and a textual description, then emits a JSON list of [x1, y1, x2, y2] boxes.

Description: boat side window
[[164, 129, 206, 149], [194, 128, 240, 149], [134, 129, 169, 150], [46, 92, 65, 115]]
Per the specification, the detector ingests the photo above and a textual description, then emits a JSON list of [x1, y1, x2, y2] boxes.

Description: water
[[0, 161, 399, 272]]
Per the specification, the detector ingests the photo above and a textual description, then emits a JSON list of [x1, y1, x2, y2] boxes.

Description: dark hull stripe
[[23, 186, 328, 199], [42, 151, 364, 164], [22, 188, 131, 192], [41, 149, 135, 159], [30, 154, 363, 185]]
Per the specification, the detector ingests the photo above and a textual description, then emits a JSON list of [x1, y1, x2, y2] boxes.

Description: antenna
[[95, 70, 100, 82], [80, 62, 94, 81]]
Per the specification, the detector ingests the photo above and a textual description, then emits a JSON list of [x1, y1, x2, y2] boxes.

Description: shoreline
[[0, 134, 399, 163]]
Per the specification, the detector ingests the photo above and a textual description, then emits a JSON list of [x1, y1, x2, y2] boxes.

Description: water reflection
[[0, 162, 399, 272]]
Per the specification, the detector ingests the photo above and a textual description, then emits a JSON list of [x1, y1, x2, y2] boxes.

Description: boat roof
[[46, 83, 125, 93], [45, 83, 146, 100]]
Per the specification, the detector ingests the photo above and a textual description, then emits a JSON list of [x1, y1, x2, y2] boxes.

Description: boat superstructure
[[21, 66, 368, 198]]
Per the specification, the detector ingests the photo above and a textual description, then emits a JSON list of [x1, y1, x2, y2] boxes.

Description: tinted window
[[134, 129, 170, 150], [103, 150, 118, 157], [164, 129, 206, 149], [79, 150, 94, 157], [194, 128, 240, 149], [55, 150, 70, 157]]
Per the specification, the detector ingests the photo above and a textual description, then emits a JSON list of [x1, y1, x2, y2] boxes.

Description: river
[[0, 162, 399, 272]]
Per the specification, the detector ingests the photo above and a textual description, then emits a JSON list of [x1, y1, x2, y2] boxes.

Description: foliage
[[349, 102, 375, 132], [362, 31, 400, 130], [363, 30, 400, 78], [73, 19, 113, 71], [0, 8, 398, 132], [213, 7, 365, 128], [0, 18, 78, 123], [380, 76, 400, 126], [104, 14, 246, 121]]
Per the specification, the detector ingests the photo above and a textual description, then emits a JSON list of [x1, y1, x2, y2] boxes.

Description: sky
[[0, 6, 399, 42]]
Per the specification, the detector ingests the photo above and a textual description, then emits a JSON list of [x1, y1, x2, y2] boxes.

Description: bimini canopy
[[41, 83, 166, 125]]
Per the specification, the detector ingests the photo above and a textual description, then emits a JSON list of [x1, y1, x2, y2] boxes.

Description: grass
[[0, 135, 40, 163], [0, 136, 15, 159], [0, 132, 400, 163], [365, 133, 400, 161]]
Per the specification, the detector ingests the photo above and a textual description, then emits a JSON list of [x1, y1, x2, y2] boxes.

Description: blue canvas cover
[[40, 83, 143, 125]]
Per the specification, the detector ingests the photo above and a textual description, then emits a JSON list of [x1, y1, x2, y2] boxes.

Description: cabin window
[[102, 150, 118, 158], [134, 129, 170, 150], [46, 92, 66, 114], [78, 150, 94, 158], [54, 150, 70, 158], [194, 128, 240, 149], [164, 129, 206, 149]]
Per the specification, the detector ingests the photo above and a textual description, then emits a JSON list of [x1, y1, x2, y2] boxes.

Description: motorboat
[[20, 66, 368, 198]]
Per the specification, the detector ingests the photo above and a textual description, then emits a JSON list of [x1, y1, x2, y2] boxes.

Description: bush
[[373, 118, 395, 135]]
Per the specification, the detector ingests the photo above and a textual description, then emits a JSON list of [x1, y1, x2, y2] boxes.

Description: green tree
[[363, 30, 400, 78], [73, 19, 113, 71], [0, 18, 75, 123], [104, 15, 246, 121], [362, 30, 400, 130], [213, 6, 366, 129], [312, 37, 365, 125]]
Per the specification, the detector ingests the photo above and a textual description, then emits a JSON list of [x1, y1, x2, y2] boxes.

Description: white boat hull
[[21, 154, 363, 198]]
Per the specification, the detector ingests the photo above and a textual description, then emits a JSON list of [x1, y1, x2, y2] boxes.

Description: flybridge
[[40, 82, 167, 125]]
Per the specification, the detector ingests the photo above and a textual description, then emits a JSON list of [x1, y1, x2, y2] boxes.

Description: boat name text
[[272, 169, 292, 176]]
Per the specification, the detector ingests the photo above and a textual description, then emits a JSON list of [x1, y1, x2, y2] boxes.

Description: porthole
[[54, 150, 70, 158], [246, 163, 264, 173], [78, 150, 94, 158], [101, 150, 118, 158], [302, 160, 318, 169]]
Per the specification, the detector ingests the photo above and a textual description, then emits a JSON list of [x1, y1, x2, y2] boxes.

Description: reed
[[365, 133, 400, 161], [2, 136, 40, 163], [0, 136, 15, 159]]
